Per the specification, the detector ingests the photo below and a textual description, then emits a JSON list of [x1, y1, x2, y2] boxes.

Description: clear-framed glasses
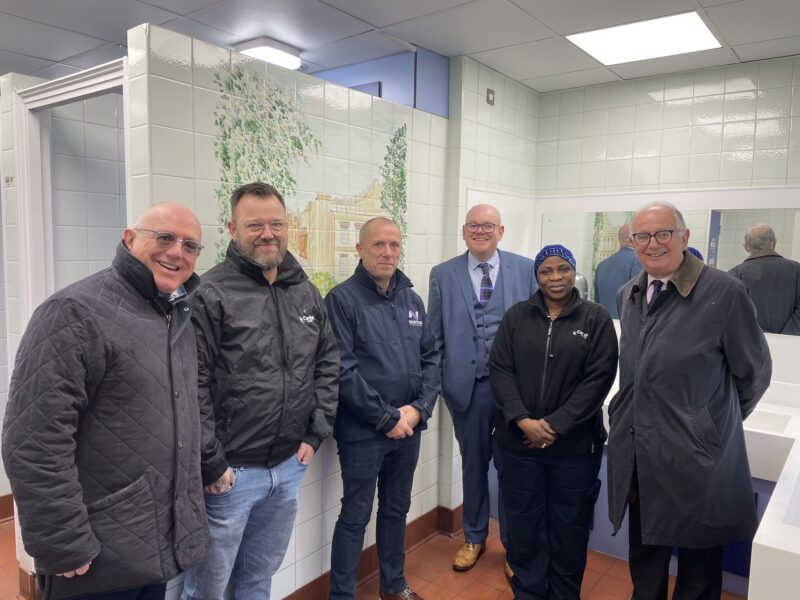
[[134, 228, 204, 255], [631, 229, 678, 246], [243, 220, 287, 234], [465, 222, 499, 233]]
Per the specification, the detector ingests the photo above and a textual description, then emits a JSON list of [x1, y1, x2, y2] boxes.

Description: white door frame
[[12, 58, 127, 326]]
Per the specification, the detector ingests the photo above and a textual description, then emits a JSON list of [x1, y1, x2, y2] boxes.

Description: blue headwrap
[[534, 244, 576, 273]]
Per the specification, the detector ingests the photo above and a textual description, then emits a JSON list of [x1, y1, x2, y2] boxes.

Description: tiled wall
[[535, 56, 800, 196], [50, 94, 126, 290], [126, 24, 448, 597]]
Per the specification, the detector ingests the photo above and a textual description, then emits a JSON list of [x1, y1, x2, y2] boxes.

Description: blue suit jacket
[[428, 249, 538, 412]]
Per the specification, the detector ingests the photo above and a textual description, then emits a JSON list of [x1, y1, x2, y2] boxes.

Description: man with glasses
[[181, 182, 339, 600], [427, 203, 537, 573], [3, 203, 208, 600], [607, 201, 771, 600]]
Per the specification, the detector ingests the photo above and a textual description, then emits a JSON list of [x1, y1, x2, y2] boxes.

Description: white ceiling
[[0, 0, 799, 92]]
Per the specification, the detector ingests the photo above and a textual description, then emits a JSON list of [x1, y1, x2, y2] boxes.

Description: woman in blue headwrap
[[489, 244, 619, 600]]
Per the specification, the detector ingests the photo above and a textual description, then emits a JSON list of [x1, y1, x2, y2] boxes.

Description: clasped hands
[[517, 417, 558, 449], [386, 405, 421, 439]]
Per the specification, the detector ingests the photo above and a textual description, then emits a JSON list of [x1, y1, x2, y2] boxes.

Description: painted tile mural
[[208, 55, 408, 293]]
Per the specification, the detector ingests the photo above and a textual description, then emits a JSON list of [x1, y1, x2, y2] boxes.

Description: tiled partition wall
[[0, 73, 45, 508], [50, 94, 126, 291], [535, 56, 800, 196], [126, 24, 451, 598]]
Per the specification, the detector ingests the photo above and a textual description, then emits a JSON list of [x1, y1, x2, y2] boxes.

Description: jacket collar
[[744, 250, 781, 261], [529, 287, 582, 319], [354, 260, 412, 298], [224, 240, 307, 286], [627, 250, 703, 300], [112, 241, 199, 302]]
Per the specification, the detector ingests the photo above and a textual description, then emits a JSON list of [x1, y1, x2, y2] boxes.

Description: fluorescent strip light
[[567, 12, 721, 66], [235, 37, 302, 70]]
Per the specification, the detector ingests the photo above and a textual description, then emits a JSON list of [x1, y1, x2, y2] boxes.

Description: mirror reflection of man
[[3, 203, 208, 600], [428, 204, 537, 574], [593, 223, 641, 318], [325, 218, 439, 600], [607, 202, 771, 600], [728, 223, 800, 335]]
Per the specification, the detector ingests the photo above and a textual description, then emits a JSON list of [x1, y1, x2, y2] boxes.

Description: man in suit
[[594, 223, 641, 318], [428, 203, 538, 572]]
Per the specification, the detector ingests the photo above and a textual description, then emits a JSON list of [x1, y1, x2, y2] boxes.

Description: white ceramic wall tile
[[664, 72, 695, 100], [724, 91, 757, 122], [582, 109, 609, 137], [726, 63, 759, 93], [609, 81, 636, 107], [606, 133, 634, 160], [759, 58, 794, 90], [297, 75, 324, 118], [51, 118, 85, 157], [86, 193, 121, 227], [85, 158, 119, 194], [151, 126, 194, 178], [85, 123, 119, 161], [150, 76, 193, 131], [607, 106, 635, 134], [150, 26, 192, 84], [52, 154, 86, 192], [755, 118, 790, 149], [634, 103, 663, 131], [692, 95, 724, 125], [128, 76, 148, 129], [694, 68, 725, 97], [193, 133, 219, 181], [557, 139, 581, 163], [753, 148, 788, 180], [633, 130, 661, 158], [84, 94, 119, 128], [691, 124, 723, 154], [152, 175, 195, 207], [51, 99, 84, 121], [87, 227, 122, 261], [722, 121, 756, 152], [605, 159, 632, 186], [52, 191, 87, 227], [689, 153, 721, 183], [192, 38, 230, 91], [558, 113, 582, 139], [757, 87, 792, 120], [720, 151, 754, 181]]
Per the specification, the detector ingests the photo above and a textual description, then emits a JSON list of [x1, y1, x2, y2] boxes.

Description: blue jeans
[[181, 455, 308, 600], [329, 435, 421, 599], [495, 441, 602, 600]]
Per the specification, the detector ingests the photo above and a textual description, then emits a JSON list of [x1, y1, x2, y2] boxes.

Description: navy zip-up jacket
[[325, 262, 440, 442]]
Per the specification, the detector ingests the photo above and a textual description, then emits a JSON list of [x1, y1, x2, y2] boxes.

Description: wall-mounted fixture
[[234, 37, 302, 70]]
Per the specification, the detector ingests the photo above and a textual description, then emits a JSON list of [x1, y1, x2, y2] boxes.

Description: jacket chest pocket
[[356, 304, 397, 344]]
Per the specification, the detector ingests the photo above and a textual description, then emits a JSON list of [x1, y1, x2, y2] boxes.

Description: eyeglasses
[[465, 223, 499, 233], [631, 229, 679, 246], [134, 228, 204, 255], [243, 220, 287, 234]]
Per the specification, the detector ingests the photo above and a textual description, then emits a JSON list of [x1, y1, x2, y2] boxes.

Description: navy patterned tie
[[647, 279, 663, 313], [479, 262, 493, 305]]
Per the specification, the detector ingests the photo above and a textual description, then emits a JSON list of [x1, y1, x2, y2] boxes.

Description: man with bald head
[[3, 203, 208, 600], [728, 223, 800, 335], [607, 202, 771, 599], [594, 223, 641, 318], [428, 204, 537, 572]]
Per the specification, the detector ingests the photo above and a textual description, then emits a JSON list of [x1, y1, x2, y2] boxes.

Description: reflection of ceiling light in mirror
[[234, 37, 302, 70], [567, 12, 720, 66]]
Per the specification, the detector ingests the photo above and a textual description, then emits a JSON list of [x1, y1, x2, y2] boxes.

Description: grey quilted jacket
[[2, 242, 208, 599]]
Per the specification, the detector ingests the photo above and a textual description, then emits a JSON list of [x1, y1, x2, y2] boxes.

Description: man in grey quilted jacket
[[2, 203, 209, 600]]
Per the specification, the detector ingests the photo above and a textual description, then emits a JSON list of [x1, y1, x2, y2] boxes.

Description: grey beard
[[235, 241, 284, 271]]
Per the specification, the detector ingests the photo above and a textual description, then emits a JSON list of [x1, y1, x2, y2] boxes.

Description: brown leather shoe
[[378, 588, 424, 600], [452, 541, 486, 571], [504, 560, 514, 580]]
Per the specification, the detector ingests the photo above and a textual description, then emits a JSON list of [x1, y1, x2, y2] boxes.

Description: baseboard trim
[[0, 495, 13, 521], [15, 504, 466, 600], [285, 504, 463, 599]]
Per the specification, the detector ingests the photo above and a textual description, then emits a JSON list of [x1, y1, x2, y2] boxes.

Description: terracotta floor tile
[[585, 551, 616, 574], [581, 567, 604, 592], [605, 559, 632, 583], [418, 582, 458, 600], [592, 574, 634, 599], [454, 581, 503, 600]]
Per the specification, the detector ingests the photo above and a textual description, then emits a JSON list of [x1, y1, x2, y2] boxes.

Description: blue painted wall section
[[314, 49, 449, 119]]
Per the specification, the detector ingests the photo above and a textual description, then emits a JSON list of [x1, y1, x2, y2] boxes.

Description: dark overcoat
[[607, 251, 772, 547]]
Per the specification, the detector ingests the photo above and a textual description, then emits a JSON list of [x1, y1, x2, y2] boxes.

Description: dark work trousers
[[628, 484, 723, 600], [46, 583, 168, 600], [450, 376, 507, 546], [495, 439, 602, 600], [329, 434, 421, 599]]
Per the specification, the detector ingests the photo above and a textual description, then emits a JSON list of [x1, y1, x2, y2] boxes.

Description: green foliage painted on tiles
[[309, 271, 337, 297], [379, 123, 408, 267], [213, 64, 320, 263]]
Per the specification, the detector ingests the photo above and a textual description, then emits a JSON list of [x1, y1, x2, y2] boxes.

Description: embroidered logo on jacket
[[299, 315, 315, 324], [572, 329, 589, 339], [408, 309, 423, 327]]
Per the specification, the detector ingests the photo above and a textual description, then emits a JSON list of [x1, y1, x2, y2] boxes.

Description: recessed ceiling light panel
[[567, 12, 721, 66], [234, 37, 302, 70]]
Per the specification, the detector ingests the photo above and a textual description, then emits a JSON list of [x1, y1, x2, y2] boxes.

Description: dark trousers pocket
[[42, 474, 164, 600]]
